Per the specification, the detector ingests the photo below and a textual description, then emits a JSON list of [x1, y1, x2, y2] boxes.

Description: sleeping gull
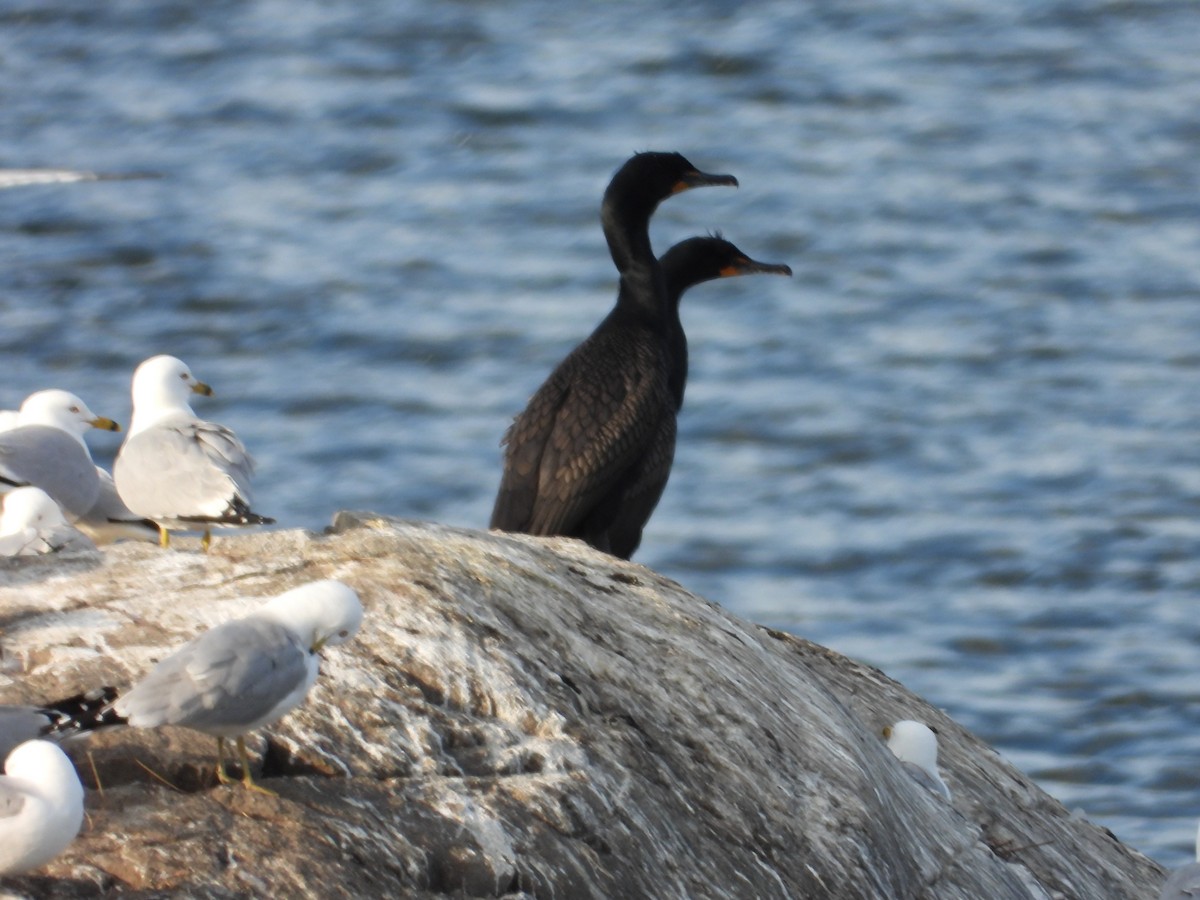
[[883, 719, 952, 800], [1159, 820, 1200, 899], [113, 355, 274, 550], [107, 579, 363, 791], [0, 688, 121, 759], [0, 390, 120, 520], [0, 740, 85, 875], [0, 486, 97, 556]]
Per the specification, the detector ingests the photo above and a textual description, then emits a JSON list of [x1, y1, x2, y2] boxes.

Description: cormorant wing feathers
[[492, 328, 672, 544]]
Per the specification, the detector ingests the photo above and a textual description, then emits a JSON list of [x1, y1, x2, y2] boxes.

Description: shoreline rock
[[0, 513, 1163, 898]]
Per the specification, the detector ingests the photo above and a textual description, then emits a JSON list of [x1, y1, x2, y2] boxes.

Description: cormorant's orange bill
[[719, 257, 793, 278], [672, 170, 739, 194]]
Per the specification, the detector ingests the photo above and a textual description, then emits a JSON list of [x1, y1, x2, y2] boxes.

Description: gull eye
[[179, 372, 189, 380], [338, 629, 349, 638]]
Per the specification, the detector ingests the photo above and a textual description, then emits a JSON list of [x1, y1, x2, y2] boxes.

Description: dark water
[[3, 0, 1200, 867]]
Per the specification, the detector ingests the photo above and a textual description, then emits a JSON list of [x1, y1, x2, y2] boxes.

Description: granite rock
[[0, 514, 1164, 898]]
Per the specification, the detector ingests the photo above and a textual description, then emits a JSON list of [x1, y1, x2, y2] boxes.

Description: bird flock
[[0, 150, 800, 877], [1, 356, 273, 556], [1, 152, 1185, 892]]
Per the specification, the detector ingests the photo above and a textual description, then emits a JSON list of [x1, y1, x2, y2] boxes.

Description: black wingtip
[[41, 686, 126, 737], [180, 497, 275, 527], [228, 497, 273, 526]]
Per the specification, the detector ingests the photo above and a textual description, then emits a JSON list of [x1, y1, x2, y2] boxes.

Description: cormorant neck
[[615, 265, 670, 321], [602, 195, 669, 321], [602, 190, 657, 265]]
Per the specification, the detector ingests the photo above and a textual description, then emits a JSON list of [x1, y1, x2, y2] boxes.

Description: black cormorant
[[603, 235, 792, 558], [492, 154, 782, 558]]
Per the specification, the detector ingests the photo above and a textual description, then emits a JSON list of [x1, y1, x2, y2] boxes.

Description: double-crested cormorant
[[604, 235, 792, 558], [490, 152, 734, 554], [491, 152, 789, 558]]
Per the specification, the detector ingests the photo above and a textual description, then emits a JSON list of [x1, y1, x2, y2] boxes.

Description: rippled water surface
[[3, 0, 1200, 866]]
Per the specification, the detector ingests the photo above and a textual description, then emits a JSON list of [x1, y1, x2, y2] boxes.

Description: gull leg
[[215, 737, 234, 785], [237, 735, 276, 795], [159, 526, 171, 548]]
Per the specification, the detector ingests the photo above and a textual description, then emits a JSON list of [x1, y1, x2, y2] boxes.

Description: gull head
[[130, 355, 214, 423], [259, 580, 364, 653], [18, 389, 119, 438]]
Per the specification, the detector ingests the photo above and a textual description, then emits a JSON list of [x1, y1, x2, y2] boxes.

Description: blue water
[[3, 0, 1200, 867]]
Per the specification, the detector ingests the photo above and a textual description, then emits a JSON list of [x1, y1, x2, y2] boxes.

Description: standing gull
[[105, 580, 363, 791], [0, 390, 120, 520], [884, 719, 952, 800], [490, 152, 738, 557], [0, 486, 97, 556], [0, 740, 85, 875], [114, 355, 274, 550]]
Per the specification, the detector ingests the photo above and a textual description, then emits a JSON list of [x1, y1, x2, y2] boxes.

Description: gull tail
[[224, 496, 275, 526], [183, 497, 276, 527]]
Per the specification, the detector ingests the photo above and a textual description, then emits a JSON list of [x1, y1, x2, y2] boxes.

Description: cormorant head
[[604, 152, 738, 218], [660, 235, 792, 299]]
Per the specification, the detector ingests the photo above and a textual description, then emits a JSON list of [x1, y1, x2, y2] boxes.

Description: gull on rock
[[0, 486, 96, 556], [0, 390, 120, 520], [100, 579, 363, 791], [114, 355, 274, 550], [884, 719, 952, 801], [0, 740, 85, 875]]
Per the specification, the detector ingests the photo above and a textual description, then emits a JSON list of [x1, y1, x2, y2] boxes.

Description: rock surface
[[0, 513, 1165, 898]]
